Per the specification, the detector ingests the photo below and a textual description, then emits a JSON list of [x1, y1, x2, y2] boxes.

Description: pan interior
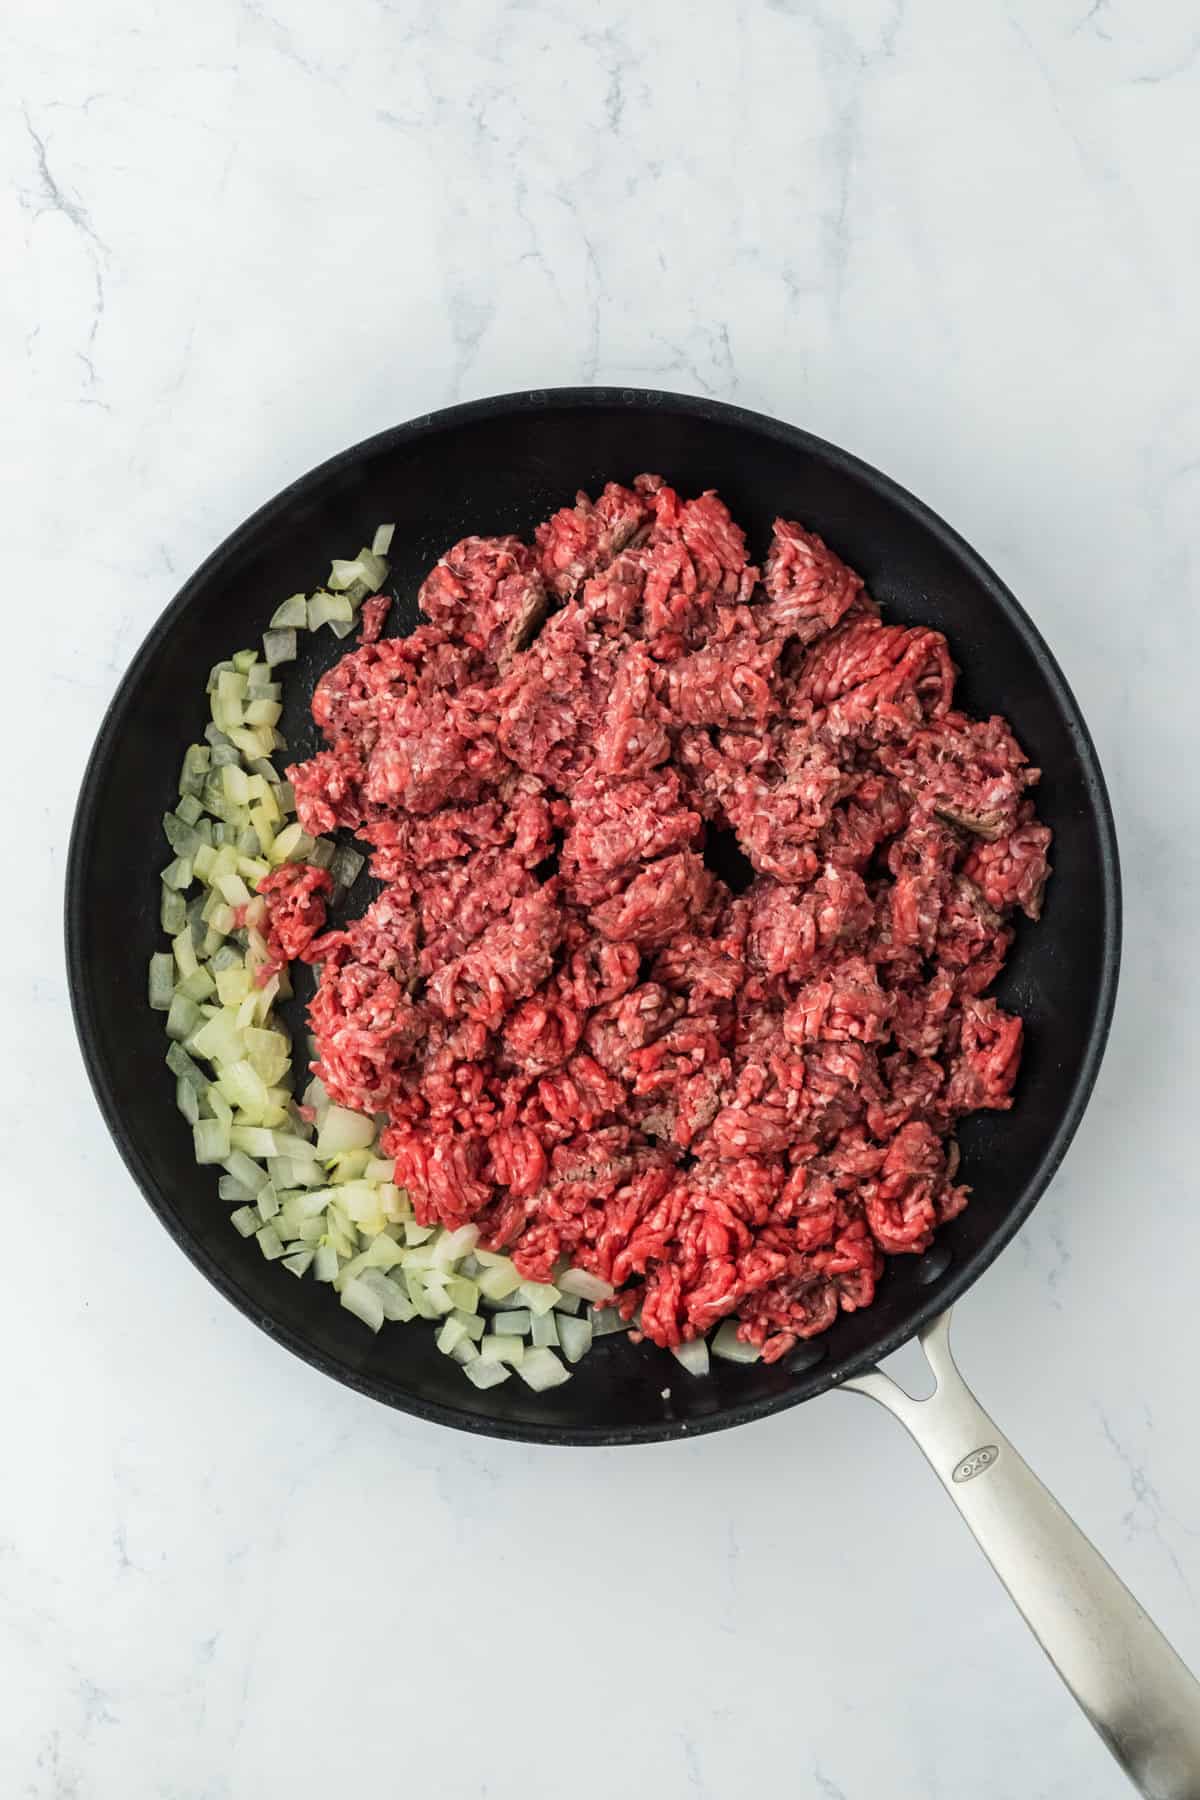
[[66, 390, 1120, 1445]]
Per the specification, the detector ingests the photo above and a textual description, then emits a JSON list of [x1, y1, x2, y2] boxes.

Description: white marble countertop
[[5, 0, 1200, 1794]]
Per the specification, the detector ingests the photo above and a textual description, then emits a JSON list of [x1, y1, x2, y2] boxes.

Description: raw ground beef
[[273, 477, 1051, 1364]]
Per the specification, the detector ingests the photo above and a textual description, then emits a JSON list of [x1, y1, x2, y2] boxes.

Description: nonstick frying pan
[[66, 391, 1200, 1795]]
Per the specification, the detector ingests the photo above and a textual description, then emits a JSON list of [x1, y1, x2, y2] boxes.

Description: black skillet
[[66, 391, 1200, 1795]]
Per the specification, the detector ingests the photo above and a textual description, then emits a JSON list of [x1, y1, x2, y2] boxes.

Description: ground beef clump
[[276, 478, 1050, 1363]]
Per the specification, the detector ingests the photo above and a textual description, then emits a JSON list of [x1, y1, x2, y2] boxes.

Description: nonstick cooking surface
[[66, 390, 1120, 1444]]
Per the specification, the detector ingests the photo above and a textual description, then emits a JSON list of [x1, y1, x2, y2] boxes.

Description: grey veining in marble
[[2, 0, 1198, 1795]]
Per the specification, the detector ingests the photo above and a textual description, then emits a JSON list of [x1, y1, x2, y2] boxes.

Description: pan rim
[[64, 386, 1122, 1446]]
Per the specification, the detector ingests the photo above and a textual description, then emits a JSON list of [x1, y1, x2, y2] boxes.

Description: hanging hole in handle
[[879, 1335, 938, 1399]]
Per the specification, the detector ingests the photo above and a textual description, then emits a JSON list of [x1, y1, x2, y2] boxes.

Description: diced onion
[[341, 1277, 384, 1332], [463, 1359, 510, 1390], [193, 1118, 231, 1164], [710, 1321, 761, 1364], [307, 591, 353, 630], [222, 1148, 268, 1195], [160, 889, 187, 935], [217, 1173, 254, 1202], [256, 1223, 285, 1260], [316, 1106, 376, 1157], [476, 1260, 521, 1302], [558, 1268, 614, 1303], [671, 1338, 711, 1377], [312, 1242, 339, 1283], [444, 1274, 479, 1312], [270, 594, 307, 629], [516, 1347, 570, 1391], [330, 845, 365, 888], [519, 1281, 561, 1317], [163, 856, 194, 892], [166, 1000, 201, 1051], [176, 1078, 200, 1125], [493, 1310, 532, 1337], [263, 628, 297, 667], [148, 953, 175, 1010], [556, 1315, 593, 1364], [328, 548, 389, 592], [432, 1223, 479, 1268], [589, 1305, 629, 1337], [356, 1267, 413, 1321], [437, 1316, 469, 1356]]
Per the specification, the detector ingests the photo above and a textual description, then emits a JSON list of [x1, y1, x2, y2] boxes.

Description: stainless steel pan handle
[[843, 1310, 1200, 1799]]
